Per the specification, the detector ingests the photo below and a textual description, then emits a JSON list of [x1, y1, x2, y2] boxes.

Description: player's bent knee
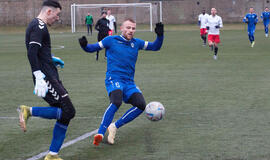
[[128, 93, 146, 111], [135, 100, 146, 111], [59, 107, 76, 125], [111, 99, 122, 108], [109, 90, 123, 108], [58, 96, 76, 125]]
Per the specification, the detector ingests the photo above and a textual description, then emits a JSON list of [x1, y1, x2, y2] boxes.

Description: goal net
[[71, 3, 158, 33]]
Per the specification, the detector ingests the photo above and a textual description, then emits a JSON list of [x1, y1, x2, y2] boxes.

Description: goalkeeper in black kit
[[94, 11, 110, 60], [18, 1, 75, 160]]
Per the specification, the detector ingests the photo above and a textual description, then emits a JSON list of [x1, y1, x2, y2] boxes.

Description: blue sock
[[49, 122, 68, 153], [252, 35, 255, 42], [265, 27, 268, 34], [248, 35, 253, 43], [115, 107, 143, 128], [32, 107, 62, 119], [98, 103, 118, 135]]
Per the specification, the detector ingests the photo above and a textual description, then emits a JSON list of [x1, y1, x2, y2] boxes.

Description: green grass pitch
[[1, 24, 270, 160]]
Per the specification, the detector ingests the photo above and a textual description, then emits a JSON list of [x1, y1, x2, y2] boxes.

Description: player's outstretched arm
[[78, 36, 102, 53], [145, 22, 164, 51]]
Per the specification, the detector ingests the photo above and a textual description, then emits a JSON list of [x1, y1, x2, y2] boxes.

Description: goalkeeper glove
[[52, 56, 64, 68], [79, 36, 88, 48], [155, 22, 164, 36], [33, 70, 48, 98], [215, 25, 220, 28]]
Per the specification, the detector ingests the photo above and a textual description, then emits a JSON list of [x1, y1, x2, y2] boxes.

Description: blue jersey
[[261, 11, 270, 25], [83, 35, 163, 81], [101, 35, 146, 80], [243, 13, 258, 27]]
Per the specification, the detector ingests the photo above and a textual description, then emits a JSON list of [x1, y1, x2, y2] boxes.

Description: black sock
[[96, 52, 99, 61], [201, 35, 204, 41], [214, 47, 218, 55], [201, 35, 206, 43], [210, 45, 214, 51]]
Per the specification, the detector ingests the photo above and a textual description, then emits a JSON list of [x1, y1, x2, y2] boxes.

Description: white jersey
[[206, 15, 223, 35], [198, 13, 209, 28], [106, 15, 116, 30]]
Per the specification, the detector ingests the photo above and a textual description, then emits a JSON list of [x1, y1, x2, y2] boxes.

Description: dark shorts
[[98, 32, 109, 41], [43, 78, 69, 107]]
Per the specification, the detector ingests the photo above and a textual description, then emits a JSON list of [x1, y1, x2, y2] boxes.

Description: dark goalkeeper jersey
[[25, 18, 59, 79], [95, 17, 110, 34]]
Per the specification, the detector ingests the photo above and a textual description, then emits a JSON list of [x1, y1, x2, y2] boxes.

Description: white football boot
[[107, 123, 117, 144]]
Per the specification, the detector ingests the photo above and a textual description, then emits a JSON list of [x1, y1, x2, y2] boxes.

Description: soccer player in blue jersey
[[261, 7, 270, 37], [19, 1, 75, 160], [243, 7, 258, 47], [78, 19, 164, 146]]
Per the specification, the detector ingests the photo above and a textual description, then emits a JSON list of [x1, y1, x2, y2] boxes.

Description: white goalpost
[[71, 3, 162, 33]]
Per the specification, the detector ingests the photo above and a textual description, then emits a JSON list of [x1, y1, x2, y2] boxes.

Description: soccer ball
[[145, 101, 165, 121]]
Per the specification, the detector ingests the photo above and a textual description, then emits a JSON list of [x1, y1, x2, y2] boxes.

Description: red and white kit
[[207, 15, 223, 43]]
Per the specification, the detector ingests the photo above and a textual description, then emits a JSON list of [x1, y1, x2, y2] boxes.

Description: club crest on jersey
[[131, 42, 134, 48]]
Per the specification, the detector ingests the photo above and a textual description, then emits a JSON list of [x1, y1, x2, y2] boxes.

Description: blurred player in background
[[198, 9, 209, 46], [19, 1, 75, 160], [78, 19, 164, 146], [243, 7, 258, 47], [261, 7, 270, 37], [206, 8, 223, 60], [106, 9, 117, 35], [85, 12, 93, 36], [95, 11, 110, 60]]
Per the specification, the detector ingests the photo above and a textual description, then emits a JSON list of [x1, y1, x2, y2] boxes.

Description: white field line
[[51, 45, 65, 50], [26, 129, 98, 160], [0, 116, 100, 159], [0, 116, 102, 119]]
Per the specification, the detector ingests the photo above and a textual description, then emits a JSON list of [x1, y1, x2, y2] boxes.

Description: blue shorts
[[264, 21, 269, 27], [247, 26, 256, 35], [105, 78, 142, 103]]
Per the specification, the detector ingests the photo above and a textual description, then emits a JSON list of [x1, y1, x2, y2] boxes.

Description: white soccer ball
[[145, 101, 165, 121]]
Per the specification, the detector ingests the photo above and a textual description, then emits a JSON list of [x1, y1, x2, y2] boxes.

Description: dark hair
[[124, 18, 135, 23], [42, 0, 62, 10]]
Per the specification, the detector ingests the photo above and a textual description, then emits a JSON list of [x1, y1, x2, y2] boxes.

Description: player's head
[[101, 11, 107, 18], [87, 12, 90, 16], [202, 9, 206, 14], [107, 9, 111, 15], [40, 0, 62, 26], [120, 18, 136, 40], [249, 7, 254, 13], [211, 8, 217, 16], [265, 7, 269, 12]]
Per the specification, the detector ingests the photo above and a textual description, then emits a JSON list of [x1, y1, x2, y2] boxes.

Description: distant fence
[[0, 0, 269, 25]]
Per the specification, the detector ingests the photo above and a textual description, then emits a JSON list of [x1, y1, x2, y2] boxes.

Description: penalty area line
[[26, 129, 98, 160]]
